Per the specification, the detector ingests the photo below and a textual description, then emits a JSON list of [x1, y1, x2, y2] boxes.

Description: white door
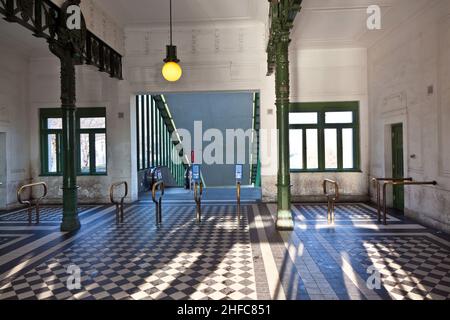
[[0, 133, 6, 210]]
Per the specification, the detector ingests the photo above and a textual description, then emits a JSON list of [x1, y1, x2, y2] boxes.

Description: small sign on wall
[[192, 164, 200, 182], [235, 164, 243, 182]]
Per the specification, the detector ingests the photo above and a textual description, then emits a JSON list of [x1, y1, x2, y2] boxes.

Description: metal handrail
[[17, 182, 48, 224], [381, 180, 437, 225], [236, 181, 241, 221], [110, 181, 128, 223], [194, 181, 203, 222], [372, 177, 413, 223], [152, 180, 165, 225], [323, 179, 339, 224]]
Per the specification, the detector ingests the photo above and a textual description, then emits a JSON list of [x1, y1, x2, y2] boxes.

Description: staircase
[[250, 92, 261, 186], [153, 95, 190, 186]]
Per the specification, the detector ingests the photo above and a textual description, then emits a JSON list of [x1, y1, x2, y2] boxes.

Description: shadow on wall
[[165, 92, 255, 187]]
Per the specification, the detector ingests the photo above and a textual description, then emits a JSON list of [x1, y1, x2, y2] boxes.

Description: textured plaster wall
[[28, 57, 135, 204], [124, 23, 370, 201], [0, 47, 31, 209], [124, 21, 267, 191], [368, 0, 450, 233], [261, 48, 370, 202]]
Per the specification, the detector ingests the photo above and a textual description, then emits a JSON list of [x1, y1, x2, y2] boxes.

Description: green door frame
[[391, 123, 405, 211]]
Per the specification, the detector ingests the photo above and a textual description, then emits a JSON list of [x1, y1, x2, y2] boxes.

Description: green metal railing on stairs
[[136, 94, 189, 187], [251, 92, 261, 187]]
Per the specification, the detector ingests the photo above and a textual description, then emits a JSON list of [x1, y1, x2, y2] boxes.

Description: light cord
[[170, 0, 173, 45]]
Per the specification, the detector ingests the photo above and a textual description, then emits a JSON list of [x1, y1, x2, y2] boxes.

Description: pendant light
[[162, 0, 182, 82]]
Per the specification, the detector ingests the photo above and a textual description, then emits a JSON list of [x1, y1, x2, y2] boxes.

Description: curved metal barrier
[[382, 180, 437, 225], [194, 181, 203, 222], [17, 182, 48, 224], [152, 180, 165, 225], [372, 177, 412, 223], [323, 179, 339, 224], [110, 181, 128, 223]]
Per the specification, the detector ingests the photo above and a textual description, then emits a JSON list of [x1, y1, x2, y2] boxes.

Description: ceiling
[[95, 0, 433, 49], [0, 18, 50, 58], [0, 0, 435, 59], [95, 0, 268, 27], [292, 0, 433, 49]]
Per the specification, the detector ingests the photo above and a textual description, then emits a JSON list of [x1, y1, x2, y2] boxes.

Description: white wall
[[27, 57, 134, 204], [0, 47, 31, 209], [124, 21, 268, 196], [125, 22, 370, 202], [51, 0, 124, 54], [368, 0, 450, 232], [124, 21, 266, 93], [261, 48, 369, 202]]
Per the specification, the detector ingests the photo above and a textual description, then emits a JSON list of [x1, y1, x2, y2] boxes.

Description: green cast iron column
[[47, 0, 86, 232], [275, 30, 294, 230], [60, 53, 80, 232], [48, 45, 81, 232]]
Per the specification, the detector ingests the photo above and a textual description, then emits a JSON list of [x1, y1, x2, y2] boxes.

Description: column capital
[[266, 0, 302, 76]]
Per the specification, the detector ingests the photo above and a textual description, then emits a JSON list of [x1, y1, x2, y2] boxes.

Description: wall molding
[[381, 91, 407, 115]]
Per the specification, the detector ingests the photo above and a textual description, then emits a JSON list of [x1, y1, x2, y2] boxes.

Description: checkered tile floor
[[0, 206, 94, 222], [331, 236, 450, 299], [0, 236, 16, 246], [298, 203, 395, 221], [0, 202, 449, 300], [0, 205, 257, 300]]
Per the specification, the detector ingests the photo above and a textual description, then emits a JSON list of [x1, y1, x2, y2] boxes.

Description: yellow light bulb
[[162, 61, 182, 82]]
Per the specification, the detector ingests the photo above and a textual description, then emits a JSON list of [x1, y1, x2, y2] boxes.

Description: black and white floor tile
[[0, 201, 449, 300]]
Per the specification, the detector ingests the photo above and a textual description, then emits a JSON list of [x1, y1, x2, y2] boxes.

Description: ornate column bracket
[[266, 0, 302, 76], [0, 0, 123, 79], [266, 0, 302, 231], [0, 0, 124, 231]]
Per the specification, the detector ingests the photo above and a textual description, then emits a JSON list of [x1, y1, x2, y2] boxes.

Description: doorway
[[391, 123, 404, 211], [0, 133, 6, 210], [134, 91, 262, 202]]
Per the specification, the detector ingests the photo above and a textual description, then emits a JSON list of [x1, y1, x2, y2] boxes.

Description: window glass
[[80, 133, 90, 173], [47, 118, 62, 129], [80, 117, 106, 129], [289, 112, 318, 125], [324, 129, 338, 169], [41, 108, 106, 176], [288, 104, 358, 172], [289, 129, 303, 169], [47, 134, 58, 173], [95, 133, 107, 173], [306, 129, 318, 169], [343, 128, 354, 169], [325, 111, 353, 124]]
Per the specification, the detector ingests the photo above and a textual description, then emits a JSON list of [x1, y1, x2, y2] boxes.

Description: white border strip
[[0, 234, 33, 250], [251, 204, 286, 300]]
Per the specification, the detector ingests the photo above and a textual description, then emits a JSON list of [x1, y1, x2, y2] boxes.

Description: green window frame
[[40, 109, 63, 176], [40, 108, 107, 176], [289, 101, 360, 172]]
